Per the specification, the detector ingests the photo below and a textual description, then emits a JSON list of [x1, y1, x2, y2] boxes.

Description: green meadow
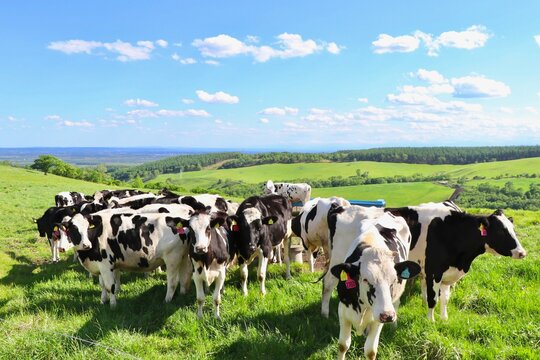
[[0, 164, 539, 359]]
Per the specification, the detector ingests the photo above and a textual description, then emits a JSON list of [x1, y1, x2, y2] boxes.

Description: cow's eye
[[362, 279, 368, 283]]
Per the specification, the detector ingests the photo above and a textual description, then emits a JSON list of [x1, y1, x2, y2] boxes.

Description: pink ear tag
[[232, 224, 240, 232], [177, 227, 185, 235], [53, 230, 60, 238], [345, 273, 356, 289], [479, 224, 487, 237]]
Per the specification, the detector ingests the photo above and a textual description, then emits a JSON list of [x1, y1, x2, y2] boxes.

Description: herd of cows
[[33, 181, 527, 359]]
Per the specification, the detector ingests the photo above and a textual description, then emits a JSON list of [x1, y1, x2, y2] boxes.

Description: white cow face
[[331, 247, 421, 323], [63, 214, 93, 251], [189, 211, 227, 254], [483, 210, 526, 259], [57, 216, 74, 253]]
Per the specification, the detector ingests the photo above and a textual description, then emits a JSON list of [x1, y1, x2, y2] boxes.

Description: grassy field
[[312, 182, 454, 207], [152, 158, 540, 185], [1, 165, 539, 359]]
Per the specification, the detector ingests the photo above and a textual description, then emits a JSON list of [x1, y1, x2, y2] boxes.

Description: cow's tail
[[312, 268, 328, 284]]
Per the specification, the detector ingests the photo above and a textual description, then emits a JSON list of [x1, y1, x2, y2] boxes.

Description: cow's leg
[[337, 303, 352, 360], [213, 266, 226, 319], [164, 254, 181, 303], [179, 255, 192, 295], [192, 260, 206, 318], [364, 321, 383, 360], [273, 246, 282, 264], [308, 250, 315, 273], [114, 269, 121, 294], [72, 249, 78, 262], [239, 259, 249, 296], [98, 269, 117, 307], [321, 271, 338, 318], [283, 236, 291, 279], [421, 277, 428, 304], [99, 275, 108, 304], [439, 283, 451, 320], [257, 252, 269, 296], [426, 275, 440, 322]]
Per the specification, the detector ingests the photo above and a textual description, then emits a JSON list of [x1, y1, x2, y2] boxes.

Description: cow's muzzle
[[379, 311, 396, 323], [194, 246, 208, 254], [512, 249, 527, 259]]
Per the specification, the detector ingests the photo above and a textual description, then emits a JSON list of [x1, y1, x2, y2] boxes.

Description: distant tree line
[[456, 182, 540, 210], [109, 152, 241, 181], [29, 155, 120, 185]]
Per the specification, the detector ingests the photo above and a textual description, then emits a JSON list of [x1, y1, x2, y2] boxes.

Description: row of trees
[[457, 182, 540, 210], [30, 155, 120, 185], [108, 146, 540, 181]]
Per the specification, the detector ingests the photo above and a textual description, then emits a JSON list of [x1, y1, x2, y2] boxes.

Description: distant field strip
[[154, 158, 540, 185]]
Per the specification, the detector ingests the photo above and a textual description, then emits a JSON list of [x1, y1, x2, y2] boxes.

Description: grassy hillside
[[0, 165, 539, 359], [312, 182, 453, 207]]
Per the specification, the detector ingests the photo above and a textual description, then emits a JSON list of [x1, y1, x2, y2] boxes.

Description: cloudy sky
[[1, 1, 540, 149]]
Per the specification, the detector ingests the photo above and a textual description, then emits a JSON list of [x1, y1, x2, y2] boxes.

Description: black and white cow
[[291, 197, 351, 272], [35, 205, 80, 262], [234, 194, 292, 295], [385, 201, 527, 321], [62, 211, 192, 307], [186, 210, 235, 318], [93, 189, 148, 206], [330, 212, 421, 360], [264, 180, 312, 205], [321, 204, 385, 317], [55, 191, 88, 207]]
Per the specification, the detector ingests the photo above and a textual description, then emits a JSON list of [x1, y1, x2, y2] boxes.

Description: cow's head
[[482, 210, 526, 259], [237, 207, 277, 258], [331, 247, 420, 323], [61, 213, 96, 251], [188, 209, 228, 254], [57, 216, 74, 253], [263, 180, 275, 195]]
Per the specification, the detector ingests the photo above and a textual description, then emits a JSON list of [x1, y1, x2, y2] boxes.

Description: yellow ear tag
[[340, 270, 348, 281], [231, 220, 237, 226], [176, 222, 183, 228], [53, 226, 58, 231], [89, 224, 95, 229], [268, 219, 274, 225], [214, 223, 220, 229]]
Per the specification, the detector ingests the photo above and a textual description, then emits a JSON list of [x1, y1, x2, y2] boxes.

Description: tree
[[30, 155, 61, 174]]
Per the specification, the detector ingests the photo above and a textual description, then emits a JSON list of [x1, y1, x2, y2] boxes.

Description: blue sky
[[1, 1, 540, 150]]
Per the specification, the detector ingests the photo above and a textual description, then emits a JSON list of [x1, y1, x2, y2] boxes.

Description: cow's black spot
[[108, 237, 125, 262], [111, 214, 123, 236], [111, 283, 115, 295], [367, 283, 376, 306], [304, 204, 318, 234], [138, 257, 149, 268]]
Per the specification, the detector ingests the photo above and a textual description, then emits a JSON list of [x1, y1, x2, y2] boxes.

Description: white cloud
[[451, 76, 511, 98], [205, 60, 220, 66], [196, 90, 239, 104], [214, 119, 223, 124], [258, 106, 299, 116], [181, 98, 194, 104], [246, 35, 259, 43], [326, 42, 342, 54], [537, 91, 540, 98], [48, 39, 167, 61], [127, 108, 211, 119], [357, 98, 369, 103], [156, 39, 168, 48], [373, 25, 490, 56], [47, 40, 102, 54], [7, 116, 18, 122], [124, 98, 158, 107], [372, 34, 420, 54], [62, 120, 93, 127], [192, 33, 342, 62], [172, 53, 197, 64], [415, 69, 446, 84], [535, 35, 540, 46], [180, 57, 197, 65], [525, 106, 538, 115], [499, 107, 514, 114], [127, 109, 158, 118], [260, 118, 270, 123], [44, 115, 62, 121]]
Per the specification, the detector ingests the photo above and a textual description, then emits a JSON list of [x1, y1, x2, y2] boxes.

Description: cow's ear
[[330, 263, 359, 280], [493, 209, 504, 216], [205, 206, 212, 214], [395, 261, 421, 280], [262, 216, 278, 225], [210, 217, 226, 229], [508, 216, 514, 224], [89, 216, 102, 229], [166, 216, 184, 228]]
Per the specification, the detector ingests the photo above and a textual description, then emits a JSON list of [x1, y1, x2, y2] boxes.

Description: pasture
[[0, 165, 539, 359]]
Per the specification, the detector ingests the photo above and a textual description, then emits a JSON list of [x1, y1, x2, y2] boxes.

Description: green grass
[[1, 165, 539, 359], [153, 158, 540, 186], [313, 182, 454, 207]]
